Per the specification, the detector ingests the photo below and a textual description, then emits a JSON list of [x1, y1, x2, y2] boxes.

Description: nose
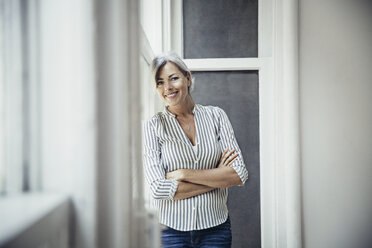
[[164, 80, 173, 91]]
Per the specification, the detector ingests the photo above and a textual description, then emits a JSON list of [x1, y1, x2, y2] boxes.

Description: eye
[[156, 81, 164, 86], [171, 77, 179, 81]]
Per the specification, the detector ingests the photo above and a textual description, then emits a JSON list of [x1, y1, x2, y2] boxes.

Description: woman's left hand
[[166, 169, 185, 181], [217, 149, 239, 169]]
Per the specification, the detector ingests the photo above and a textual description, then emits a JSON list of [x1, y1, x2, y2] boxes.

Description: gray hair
[[151, 52, 195, 92]]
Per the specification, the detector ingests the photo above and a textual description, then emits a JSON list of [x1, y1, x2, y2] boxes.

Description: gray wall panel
[[183, 0, 258, 58], [191, 71, 261, 248]]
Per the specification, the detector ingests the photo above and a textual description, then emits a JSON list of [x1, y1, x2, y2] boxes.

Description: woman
[[143, 52, 248, 248]]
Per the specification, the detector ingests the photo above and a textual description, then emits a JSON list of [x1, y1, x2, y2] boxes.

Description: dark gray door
[[183, 0, 260, 246], [191, 71, 260, 248]]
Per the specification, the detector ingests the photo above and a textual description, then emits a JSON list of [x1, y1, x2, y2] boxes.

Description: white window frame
[[1, 0, 24, 194], [165, 0, 302, 247], [0, 0, 42, 195]]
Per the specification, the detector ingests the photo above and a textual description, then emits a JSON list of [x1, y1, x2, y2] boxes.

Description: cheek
[[155, 88, 164, 97], [175, 81, 188, 90]]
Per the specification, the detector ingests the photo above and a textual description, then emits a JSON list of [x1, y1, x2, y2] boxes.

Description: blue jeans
[[161, 217, 232, 248]]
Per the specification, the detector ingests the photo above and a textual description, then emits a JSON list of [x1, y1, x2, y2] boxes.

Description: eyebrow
[[157, 73, 178, 80]]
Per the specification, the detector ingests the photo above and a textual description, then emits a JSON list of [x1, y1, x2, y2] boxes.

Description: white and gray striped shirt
[[143, 104, 248, 231]]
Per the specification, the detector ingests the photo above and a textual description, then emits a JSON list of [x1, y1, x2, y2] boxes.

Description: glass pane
[[183, 0, 258, 58], [191, 70, 261, 248], [0, 0, 25, 194]]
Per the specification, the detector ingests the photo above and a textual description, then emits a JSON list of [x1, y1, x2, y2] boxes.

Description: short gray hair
[[151, 52, 195, 92]]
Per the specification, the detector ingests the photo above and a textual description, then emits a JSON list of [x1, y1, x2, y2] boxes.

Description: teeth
[[167, 92, 177, 97]]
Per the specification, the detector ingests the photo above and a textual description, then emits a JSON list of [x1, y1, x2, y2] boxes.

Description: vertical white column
[[258, 0, 275, 246], [274, 0, 302, 247], [170, 0, 183, 57], [95, 0, 141, 247], [283, 0, 302, 247], [1, 0, 24, 194], [26, 0, 42, 192]]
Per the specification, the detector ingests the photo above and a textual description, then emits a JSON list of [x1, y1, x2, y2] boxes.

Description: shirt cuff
[[168, 179, 179, 200], [230, 164, 248, 186]]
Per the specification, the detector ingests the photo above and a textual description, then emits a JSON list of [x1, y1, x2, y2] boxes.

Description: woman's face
[[155, 62, 191, 107]]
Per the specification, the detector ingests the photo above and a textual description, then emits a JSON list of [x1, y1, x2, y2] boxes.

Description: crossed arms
[[166, 149, 243, 200]]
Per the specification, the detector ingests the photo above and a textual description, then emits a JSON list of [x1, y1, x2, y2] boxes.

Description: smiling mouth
[[165, 91, 178, 98]]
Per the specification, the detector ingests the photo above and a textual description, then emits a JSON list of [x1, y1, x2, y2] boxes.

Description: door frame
[[164, 0, 302, 247]]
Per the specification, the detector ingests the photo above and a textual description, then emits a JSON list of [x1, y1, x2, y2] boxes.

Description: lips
[[165, 91, 178, 99]]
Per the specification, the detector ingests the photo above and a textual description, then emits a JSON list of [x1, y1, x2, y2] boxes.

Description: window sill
[[0, 192, 70, 247]]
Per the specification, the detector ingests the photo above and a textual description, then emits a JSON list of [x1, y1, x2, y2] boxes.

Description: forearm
[[173, 181, 214, 200], [182, 167, 242, 188]]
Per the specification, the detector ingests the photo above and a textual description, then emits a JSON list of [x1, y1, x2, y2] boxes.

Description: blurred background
[[0, 0, 371, 248]]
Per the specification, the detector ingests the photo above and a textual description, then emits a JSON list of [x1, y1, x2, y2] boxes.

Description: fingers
[[227, 157, 238, 166], [224, 152, 239, 166], [224, 149, 236, 160], [221, 148, 239, 167], [220, 148, 229, 164], [166, 171, 176, 180]]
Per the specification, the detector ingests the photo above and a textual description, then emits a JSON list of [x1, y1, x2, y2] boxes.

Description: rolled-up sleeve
[[143, 119, 179, 200], [216, 108, 249, 185]]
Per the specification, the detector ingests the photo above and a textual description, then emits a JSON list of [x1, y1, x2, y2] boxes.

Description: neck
[[167, 95, 195, 117]]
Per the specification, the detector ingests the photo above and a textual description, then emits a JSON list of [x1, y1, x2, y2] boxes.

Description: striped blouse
[[143, 104, 248, 231]]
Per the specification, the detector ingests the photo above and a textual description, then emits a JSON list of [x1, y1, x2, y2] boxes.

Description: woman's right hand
[[217, 149, 239, 168]]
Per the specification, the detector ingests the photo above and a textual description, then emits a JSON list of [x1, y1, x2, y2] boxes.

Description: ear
[[186, 72, 191, 87]]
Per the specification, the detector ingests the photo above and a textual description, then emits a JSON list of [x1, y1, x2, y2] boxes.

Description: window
[[183, 0, 258, 58], [0, 0, 41, 195]]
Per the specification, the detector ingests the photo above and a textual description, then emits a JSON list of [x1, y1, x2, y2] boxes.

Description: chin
[[164, 98, 178, 106], [166, 102, 178, 107]]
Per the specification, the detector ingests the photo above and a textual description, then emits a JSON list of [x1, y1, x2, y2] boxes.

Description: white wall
[[39, 0, 96, 247], [299, 1, 372, 247], [140, 0, 163, 55]]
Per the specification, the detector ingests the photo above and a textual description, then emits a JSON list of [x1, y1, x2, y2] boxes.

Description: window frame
[[0, 0, 42, 195]]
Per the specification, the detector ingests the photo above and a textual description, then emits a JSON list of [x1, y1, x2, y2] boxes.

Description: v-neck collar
[[163, 104, 199, 154]]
